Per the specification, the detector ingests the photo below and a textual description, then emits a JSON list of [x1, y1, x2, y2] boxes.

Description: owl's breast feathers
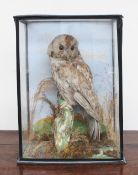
[[50, 57, 100, 121]]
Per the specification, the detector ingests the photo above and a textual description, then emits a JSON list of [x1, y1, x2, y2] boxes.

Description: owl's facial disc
[[58, 43, 78, 61]]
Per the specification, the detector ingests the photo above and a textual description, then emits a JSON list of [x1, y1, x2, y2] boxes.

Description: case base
[[17, 157, 127, 165]]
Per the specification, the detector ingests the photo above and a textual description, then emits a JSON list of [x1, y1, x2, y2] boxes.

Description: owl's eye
[[71, 46, 74, 51], [71, 46, 74, 50], [59, 45, 64, 50]]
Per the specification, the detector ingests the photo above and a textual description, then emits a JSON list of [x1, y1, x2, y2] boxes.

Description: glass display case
[[14, 15, 125, 164]]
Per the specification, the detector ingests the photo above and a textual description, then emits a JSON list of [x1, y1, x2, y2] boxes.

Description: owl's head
[[47, 34, 80, 61]]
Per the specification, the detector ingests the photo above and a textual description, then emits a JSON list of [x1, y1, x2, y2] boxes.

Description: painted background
[[27, 20, 116, 122]]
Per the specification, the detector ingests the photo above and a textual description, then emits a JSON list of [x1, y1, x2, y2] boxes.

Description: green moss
[[33, 117, 53, 138], [100, 123, 107, 135], [72, 120, 88, 135]]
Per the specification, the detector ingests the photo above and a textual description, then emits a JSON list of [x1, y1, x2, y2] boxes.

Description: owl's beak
[[64, 49, 71, 60]]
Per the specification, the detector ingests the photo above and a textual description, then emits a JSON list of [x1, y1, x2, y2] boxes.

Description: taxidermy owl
[[48, 34, 101, 140]]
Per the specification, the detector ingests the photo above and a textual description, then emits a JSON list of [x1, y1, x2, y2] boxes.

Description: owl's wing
[[73, 63, 100, 121], [72, 57, 93, 84]]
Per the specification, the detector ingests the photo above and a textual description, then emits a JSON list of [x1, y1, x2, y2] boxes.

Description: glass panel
[[19, 19, 121, 160], [19, 22, 29, 154]]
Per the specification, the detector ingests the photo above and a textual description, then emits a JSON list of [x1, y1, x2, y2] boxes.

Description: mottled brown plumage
[[48, 34, 101, 139]]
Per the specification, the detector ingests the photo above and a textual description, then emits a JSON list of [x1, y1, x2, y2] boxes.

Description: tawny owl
[[47, 34, 101, 139]]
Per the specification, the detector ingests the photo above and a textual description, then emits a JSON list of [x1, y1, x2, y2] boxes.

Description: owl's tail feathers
[[74, 92, 100, 140], [86, 116, 100, 140]]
